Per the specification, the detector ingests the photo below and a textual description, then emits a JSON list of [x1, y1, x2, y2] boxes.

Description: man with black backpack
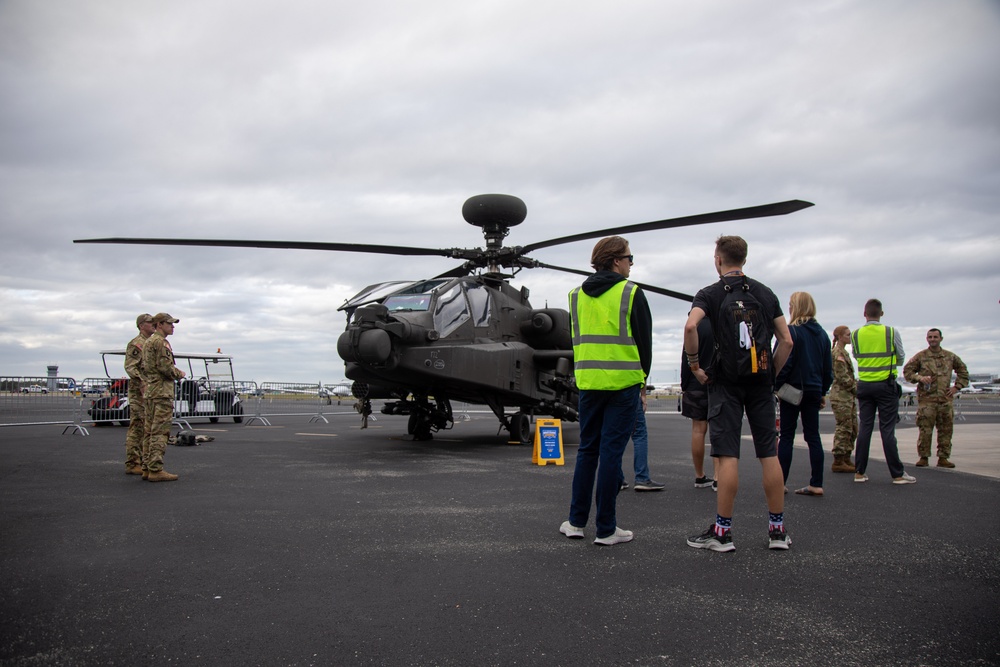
[[682, 236, 794, 552]]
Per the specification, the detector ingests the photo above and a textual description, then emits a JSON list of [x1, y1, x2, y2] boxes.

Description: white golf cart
[[88, 351, 244, 426]]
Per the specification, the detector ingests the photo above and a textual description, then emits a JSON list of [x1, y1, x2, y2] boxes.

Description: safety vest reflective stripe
[[852, 324, 897, 381], [570, 283, 636, 347], [573, 360, 643, 370], [569, 282, 644, 390]]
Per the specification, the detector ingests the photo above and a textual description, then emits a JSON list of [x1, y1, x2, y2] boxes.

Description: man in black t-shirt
[[682, 235, 794, 552]]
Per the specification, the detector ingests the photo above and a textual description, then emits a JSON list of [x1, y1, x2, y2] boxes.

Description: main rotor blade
[[73, 237, 458, 258], [520, 199, 814, 254], [434, 263, 474, 279], [533, 261, 694, 302]]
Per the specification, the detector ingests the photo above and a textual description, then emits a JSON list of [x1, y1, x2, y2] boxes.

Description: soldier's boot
[[142, 468, 149, 480], [915, 457, 929, 467], [147, 470, 179, 482], [831, 456, 854, 473], [936, 457, 955, 469], [125, 464, 143, 475]]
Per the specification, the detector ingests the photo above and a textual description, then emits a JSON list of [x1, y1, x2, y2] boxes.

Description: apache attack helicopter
[[75, 194, 812, 444]]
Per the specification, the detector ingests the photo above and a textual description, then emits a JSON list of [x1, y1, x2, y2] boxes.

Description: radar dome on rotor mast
[[462, 194, 527, 228]]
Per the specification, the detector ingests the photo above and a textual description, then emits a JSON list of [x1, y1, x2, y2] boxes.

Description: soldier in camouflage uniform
[[141, 313, 186, 482], [903, 328, 969, 468], [124, 313, 155, 475], [829, 325, 858, 473]]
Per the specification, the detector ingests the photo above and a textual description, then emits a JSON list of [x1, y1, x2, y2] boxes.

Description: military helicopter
[[75, 194, 812, 444]]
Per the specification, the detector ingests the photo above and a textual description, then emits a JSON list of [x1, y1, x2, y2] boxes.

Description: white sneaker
[[892, 472, 917, 485], [559, 521, 585, 539], [594, 527, 633, 546], [854, 473, 869, 483]]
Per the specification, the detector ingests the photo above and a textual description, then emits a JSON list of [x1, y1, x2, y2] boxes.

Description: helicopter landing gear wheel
[[509, 412, 532, 446], [408, 412, 433, 441]]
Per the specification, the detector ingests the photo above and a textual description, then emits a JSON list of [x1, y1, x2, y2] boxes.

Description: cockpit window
[[382, 279, 450, 312], [383, 295, 431, 312], [465, 283, 492, 327], [433, 284, 469, 337]]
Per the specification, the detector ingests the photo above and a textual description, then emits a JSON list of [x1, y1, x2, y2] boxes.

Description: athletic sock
[[714, 514, 732, 536], [769, 511, 784, 532]]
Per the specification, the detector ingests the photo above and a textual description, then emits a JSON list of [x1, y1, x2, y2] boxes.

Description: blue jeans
[[777, 390, 824, 488], [569, 385, 640, 539], [618, 401, 650, 484]]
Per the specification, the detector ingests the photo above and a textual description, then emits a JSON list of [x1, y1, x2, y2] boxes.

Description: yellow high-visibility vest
[[852, 323, 898, 382], [569, 281, 644, 390]]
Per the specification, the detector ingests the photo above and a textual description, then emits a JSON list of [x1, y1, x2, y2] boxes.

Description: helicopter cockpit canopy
[[384, 279, 490, 339], [383, 279, 450, 312], [338, 280, 420, 312]]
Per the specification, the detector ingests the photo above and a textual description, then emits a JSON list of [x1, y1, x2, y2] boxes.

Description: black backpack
[[712, 276, 774, 385]]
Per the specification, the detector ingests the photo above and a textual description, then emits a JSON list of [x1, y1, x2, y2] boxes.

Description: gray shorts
[[681, 390, 708, 421]]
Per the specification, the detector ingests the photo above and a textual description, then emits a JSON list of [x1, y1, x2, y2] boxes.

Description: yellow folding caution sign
[[532, 418, 564, 465]]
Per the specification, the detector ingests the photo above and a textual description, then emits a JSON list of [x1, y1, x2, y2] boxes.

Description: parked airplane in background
[[319, 382, 353, 404], [962, 382, 1000, 394]]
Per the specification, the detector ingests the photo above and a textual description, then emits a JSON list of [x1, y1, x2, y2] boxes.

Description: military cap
[[152, 312, 180, 324], [136, 313, 154, 327]]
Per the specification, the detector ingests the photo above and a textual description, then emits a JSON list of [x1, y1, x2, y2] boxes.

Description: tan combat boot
[[915, 457, 929, 467], [147, 470, 179, 482], [142, 469, 149, 480], [125, 464, 143, 475], [831, 456, 854, 473], [936, 458, 955, 469]]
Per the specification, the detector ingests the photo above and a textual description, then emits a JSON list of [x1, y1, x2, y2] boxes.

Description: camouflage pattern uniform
[[142, 331, 184, 472], [124, 330, 150, 469], [830, 340, 858, 459], [903, 347, 969, 459]]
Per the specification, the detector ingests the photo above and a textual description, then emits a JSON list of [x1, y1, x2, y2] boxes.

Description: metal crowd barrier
[[15, 375, 992, 436], [243, 381, 356, 426], [0, 376, 84, 433], [64, 377, 250, 433]]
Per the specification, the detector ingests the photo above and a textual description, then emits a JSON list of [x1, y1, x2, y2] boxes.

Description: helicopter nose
[[356, 328, 392, 364], [338, 328, 392, 365]]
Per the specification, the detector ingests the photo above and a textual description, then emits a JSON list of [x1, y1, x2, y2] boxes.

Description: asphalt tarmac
[[1, 408, 998, 666]]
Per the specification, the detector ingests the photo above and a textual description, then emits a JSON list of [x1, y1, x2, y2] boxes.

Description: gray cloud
[[2, 0, 998, 384]]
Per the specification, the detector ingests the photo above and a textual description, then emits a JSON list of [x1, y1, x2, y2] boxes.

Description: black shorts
[[707, 382, 777, 459], [681, 390, 708, 421]]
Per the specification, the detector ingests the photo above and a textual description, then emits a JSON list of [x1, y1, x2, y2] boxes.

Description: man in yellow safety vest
[[851, 298, 915, 485], [559, 236, 652, 547]]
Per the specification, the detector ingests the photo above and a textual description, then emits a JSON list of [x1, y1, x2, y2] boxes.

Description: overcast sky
[[2, 0, 998, 386]]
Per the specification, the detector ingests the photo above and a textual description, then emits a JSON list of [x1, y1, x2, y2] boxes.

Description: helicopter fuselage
[[337, 275, 578, 438]]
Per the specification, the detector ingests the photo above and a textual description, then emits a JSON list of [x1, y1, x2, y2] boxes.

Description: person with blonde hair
[[776, 292, 832, 496], [829, 325, 858, 472]]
